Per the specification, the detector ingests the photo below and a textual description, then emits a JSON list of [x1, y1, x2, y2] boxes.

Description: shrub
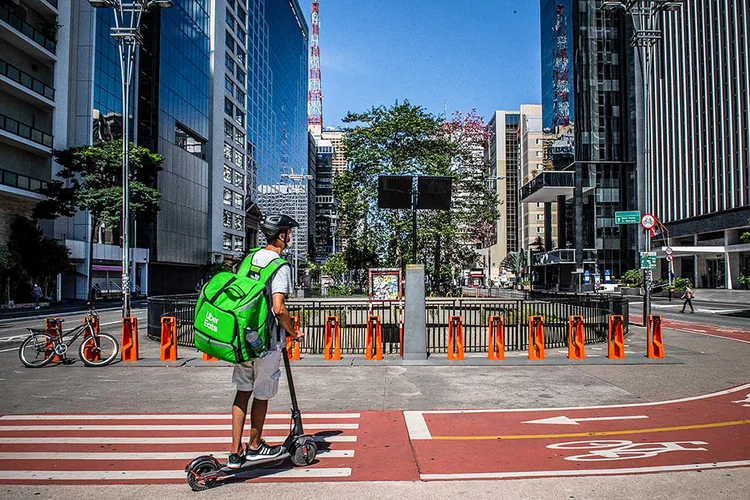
[[673, 277, 693, 290], [621, 269, 642, 287], [741, 232, 750, 244]]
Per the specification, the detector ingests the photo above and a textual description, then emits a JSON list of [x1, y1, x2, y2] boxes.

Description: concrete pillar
[[403, 265, 427, 360], [574, 162, 584, 267], [544, 202, 553, 251], [557, 195, 566, 250]]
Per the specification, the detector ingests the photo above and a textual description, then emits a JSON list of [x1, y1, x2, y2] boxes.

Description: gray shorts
[[231, 347, 282, 399]]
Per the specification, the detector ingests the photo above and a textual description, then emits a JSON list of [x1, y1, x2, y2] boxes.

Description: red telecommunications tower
[[308, 1, 323, 135], [553, 3, 570, 127]]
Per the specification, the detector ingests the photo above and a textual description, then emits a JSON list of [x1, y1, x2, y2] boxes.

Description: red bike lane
[[405, 383, 750, 480]]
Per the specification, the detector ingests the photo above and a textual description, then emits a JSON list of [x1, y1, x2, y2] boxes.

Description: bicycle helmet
[[260, 214, 299, 240]]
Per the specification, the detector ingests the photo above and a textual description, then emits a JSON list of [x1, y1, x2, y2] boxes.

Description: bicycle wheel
[[79, 333, 120, 367], [19, 332, 56, 368]]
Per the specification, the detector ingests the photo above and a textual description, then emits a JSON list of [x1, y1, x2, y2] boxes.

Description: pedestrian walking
[[680, 285, 695, 313], [31, 284, 42, 309]]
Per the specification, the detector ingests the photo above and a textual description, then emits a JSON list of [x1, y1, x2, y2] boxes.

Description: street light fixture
[[88, 0, 173, 319], [600, 0, 683, 325]]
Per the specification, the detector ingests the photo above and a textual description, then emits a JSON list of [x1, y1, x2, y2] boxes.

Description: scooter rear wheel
[[187, 458, 219, 491], [291, 439, 317, 466]]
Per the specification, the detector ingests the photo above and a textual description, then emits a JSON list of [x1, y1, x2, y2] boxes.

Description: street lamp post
[[281, 172, 312, 288], [601, 0, 682, 322], [88, 0, 173, 319]]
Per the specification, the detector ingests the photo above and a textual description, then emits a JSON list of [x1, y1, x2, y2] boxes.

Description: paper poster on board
[[369, 268, 402, 301]]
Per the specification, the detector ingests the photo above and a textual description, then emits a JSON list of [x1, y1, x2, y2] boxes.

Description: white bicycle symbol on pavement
[[547, 440, 708, 461]]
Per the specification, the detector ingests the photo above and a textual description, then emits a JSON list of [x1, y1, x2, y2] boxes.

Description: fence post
[[366, 315, 383, 360], [121, 317, 139, 362], [607, 314, 625, 359], [528, 315, 545, 360], [82, 317, 101, 362], [324, 315, 341, 360], [45, 318, 63, 362], [567, 315, 585, 360], [647, 314, 664, 359], [447, 315, 464, 360], [285, 315, 301, 361], [160, 316, 177, 362], [487, 315, 505, 360], [399, 305, 404, 358]]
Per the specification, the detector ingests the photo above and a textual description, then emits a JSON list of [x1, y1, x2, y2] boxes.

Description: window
[[225, 54, 234, 72], [223, 210, 232, 228], [174, 123, 204, 157], [225, 31, 235, 52], [234, 149, 243, 167], [537, 202, 544, 208], [233, 192, 243, 209], [535, 151, 543, 157], [234, 128, 244, 146], [236, 68, 245, 85], [223, 165, 232, 183], [237, 6, 246, 24], [234, 214, 244, 231], [223, 143, 232, 160], [224, 120, 233, 140], [223, 188, 232, 205], [224, 98, 233, 117], [536, 227, 544, 234], [227, 0, 234, 10], [236, 27, 246, 41], [236, 49, 245, 65], [225, 76, 233, 94], [223, 233, 232, 251], [226, 10, 235, 30], [233, 236, 244, 252], [235, 111, 244, 127], [234, 172, 244, 188], [537, 214, 544, 221], [236, 88, 245, 103]]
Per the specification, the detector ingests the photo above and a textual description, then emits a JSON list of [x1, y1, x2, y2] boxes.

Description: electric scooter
[[185, 339, 316, 491]]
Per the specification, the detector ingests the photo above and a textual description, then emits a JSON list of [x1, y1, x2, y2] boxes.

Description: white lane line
[[0, 336, 26, 343], [0, 435, 357, 444], [0, 468, 352, 480], [0, 423, 359, 431], [678, 330, 750, 344], [0, 413, 361, 420], [0, 348, 18, 353], [420, 460, 750, 480], [0, 449, 355, 460], [0, 317, 145, 341], [403, 411, 432, 441]]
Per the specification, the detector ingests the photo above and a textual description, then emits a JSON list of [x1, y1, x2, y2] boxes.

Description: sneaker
[[226, 452, 244, 469], [245, 440, 283, 461]]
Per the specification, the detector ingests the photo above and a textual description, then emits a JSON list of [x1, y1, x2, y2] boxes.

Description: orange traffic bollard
[[567, 315, 585, 360], [160, 316, 177, 362], [647, 314, 664, 359], [285, 316, 301, 361], [366, 315, 383, 360], [45, 318, 63, 362], [324, 315, 341, 360], [82, 317, 101, 362], [121, 317, 139, 362], [488, 315, 505, 360], [528, 315, 545, 360], [608, 314, 626, 359], [447, 315, 464, 360]]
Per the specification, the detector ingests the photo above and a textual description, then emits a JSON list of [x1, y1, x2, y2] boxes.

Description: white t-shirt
[[250, 249, 292, 348]]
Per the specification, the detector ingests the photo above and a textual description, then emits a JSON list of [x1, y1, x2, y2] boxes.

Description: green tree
[[7, 216, 71, 299], [321, 252, 348, 286], [333, 102, 497, 289], [33, 140, 163, 293], [0, 246, 17, 305]]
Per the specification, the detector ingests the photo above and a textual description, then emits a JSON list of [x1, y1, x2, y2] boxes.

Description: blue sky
[[310, 0, 542, 127]]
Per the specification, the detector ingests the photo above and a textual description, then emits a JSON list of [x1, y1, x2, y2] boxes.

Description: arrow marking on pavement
[[522, 415, 649, 426]]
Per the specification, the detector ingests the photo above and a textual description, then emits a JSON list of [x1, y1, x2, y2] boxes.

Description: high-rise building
[[313, 135, 334, 262], [323, 128, 346, 175], [527, 0, 638, 290], [483, 110, 521, 282], [648, 0, 750, 289], [540, 0, 574, 132]]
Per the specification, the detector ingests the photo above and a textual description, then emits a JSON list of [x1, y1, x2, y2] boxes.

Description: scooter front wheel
[[291, 438, 317, 466], [187, 457, 219, 491]]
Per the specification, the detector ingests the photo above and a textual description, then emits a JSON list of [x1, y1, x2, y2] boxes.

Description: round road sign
[[665, 246, 673, 255], [641, 213, 656, 230], [666, 254, 674, 263]]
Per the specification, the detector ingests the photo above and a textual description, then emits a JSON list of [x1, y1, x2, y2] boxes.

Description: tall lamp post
[[281, 172, 312, 288], [87, 0, 173, 318], [601, 0, 682, 322]]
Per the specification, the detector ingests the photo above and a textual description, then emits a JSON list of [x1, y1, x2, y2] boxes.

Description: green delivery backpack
[[193, 249, 288, 363]]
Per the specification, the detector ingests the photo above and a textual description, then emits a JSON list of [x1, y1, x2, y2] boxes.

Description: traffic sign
[[665, 247, 673, 255], [641, 213, 657, 230], [615, 211, 640, 224], [640, 252, 657, 270], [666, 254, 674, 263]]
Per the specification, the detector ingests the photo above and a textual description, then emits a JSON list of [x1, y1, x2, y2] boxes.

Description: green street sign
[[615, 211, 641, 224], [640, 252, 657, 270]]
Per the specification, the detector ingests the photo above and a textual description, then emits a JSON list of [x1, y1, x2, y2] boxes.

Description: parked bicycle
[[18, 304, 120, 368]]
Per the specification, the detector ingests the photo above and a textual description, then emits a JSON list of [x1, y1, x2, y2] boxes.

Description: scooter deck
[[216, 451, 291, 476]]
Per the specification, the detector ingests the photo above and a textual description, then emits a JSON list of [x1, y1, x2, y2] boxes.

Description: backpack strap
[[236, 248, 262, 276]]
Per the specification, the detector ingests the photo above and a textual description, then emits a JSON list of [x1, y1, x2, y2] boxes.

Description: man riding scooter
[[228, 214, 305, 468]]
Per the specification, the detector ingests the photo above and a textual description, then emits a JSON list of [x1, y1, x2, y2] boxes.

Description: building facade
[[540, 0, 575, 132], [313, 135, 334, 262], [648, 0, 750, 289], [483, 110, 521, 282]]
